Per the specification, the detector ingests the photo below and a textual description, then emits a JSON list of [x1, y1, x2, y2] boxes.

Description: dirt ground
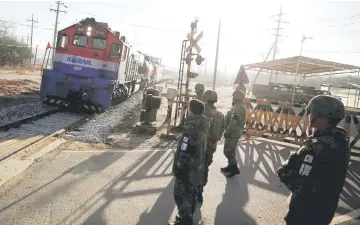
[[0, 67, 42, 76], [0, 79, 40, 96]]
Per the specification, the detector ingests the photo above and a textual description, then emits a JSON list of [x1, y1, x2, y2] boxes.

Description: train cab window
[[121, 46, 128, 61], [92, 38, 107, 50], [73, 34, 88, 47], [110, 43, 120, 59], [57, 35, 68, 49]]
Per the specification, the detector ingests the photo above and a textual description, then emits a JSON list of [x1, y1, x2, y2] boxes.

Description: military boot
[[168, 216, 193, 225], [220, 165, 232, 173], [225, 165, 240, 177]]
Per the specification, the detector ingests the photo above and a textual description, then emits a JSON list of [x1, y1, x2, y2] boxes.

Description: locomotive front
[[40, 19, 146, 113]]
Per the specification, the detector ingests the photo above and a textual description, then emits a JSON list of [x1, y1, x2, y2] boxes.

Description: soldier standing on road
[[221, 90, 247, 177], [277, 95, 350, 225], [197, 90, 225, 203], [194, 83, 205, 101], [170, 99, 210, 225]]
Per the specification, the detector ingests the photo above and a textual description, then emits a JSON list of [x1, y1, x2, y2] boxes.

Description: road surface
[[0, 137, 358, 225]]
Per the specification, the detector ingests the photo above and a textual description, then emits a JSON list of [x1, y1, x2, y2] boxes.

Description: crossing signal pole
[[26, 14, 38, 65], [213, 19, 221, 91], [269, 5, 289, 83], [50, 1, 67, 65], [175, 18, 204, 127]]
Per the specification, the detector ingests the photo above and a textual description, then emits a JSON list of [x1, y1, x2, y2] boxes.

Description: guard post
[[134, 87, 162, 135]]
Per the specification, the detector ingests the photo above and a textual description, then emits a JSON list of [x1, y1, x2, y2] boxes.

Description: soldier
[[198, 90, 225, 203], [194, 83, 205, 101], [221, 90, 247, 177], [170, 99, 210, 225], [277, 95, 350, 225]]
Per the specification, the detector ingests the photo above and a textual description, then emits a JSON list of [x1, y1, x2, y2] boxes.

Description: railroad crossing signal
[[186, 31, 203, 53]]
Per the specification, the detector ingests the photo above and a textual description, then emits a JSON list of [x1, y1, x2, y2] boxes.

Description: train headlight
[[86, 31, 91, 36], [87, 27, 92, 31]]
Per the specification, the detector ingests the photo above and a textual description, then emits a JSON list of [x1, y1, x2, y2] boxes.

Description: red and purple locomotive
[[40, 18, 163, 113]]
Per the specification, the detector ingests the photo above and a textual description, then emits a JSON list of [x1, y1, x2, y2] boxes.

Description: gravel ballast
[[0, 102, 56, 126], [65, 92, 143, 143], [0, 95, 41, 109]]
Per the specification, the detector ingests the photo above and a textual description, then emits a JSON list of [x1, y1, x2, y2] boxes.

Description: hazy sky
[[0, 0, 360, 75]]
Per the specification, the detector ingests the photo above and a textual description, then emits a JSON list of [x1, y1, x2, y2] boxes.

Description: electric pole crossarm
[[26, 14, 38, 65], [50, 1, 67, 66]]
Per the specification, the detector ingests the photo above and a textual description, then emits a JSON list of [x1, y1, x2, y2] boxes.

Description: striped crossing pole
[[350, 114, 360, 148], [165, 99, 172, 122]]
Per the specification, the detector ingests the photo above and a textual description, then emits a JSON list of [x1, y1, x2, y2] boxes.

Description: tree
[[0, 22, 31, 66]]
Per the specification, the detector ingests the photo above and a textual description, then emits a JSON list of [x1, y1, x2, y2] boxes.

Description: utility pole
[[34, 44, 38, 67], [213, 19, 221, 91], [269, 5, 289, 83], [50, 1, 67, 65], [26, 14, 38, 65], [203, 59, 207, 76]]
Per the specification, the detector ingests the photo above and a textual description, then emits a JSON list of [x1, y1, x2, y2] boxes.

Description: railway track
[[0, 79, 171, 164], [0, 109, 94, 163]]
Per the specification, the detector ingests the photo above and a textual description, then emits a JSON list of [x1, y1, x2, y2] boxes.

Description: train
[[40, 18, 164, 113]]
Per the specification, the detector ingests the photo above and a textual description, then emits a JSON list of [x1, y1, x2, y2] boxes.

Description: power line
[[79, 11, 187, 33], [308, 14, 360, 24], [304, 50, 360, 54], [309, 21, 360, 30], [313, 30, 360, 36], [0, 19, 53, 31]]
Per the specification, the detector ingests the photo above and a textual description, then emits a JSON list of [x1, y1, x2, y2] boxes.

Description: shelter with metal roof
[[245, 56, 360, 77], [244, 56, 360, 104]]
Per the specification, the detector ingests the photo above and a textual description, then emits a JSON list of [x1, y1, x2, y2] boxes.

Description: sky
[[0, 0, 360, 76]]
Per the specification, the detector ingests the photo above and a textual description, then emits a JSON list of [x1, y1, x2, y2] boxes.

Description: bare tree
[[0, 21, 12, 37]]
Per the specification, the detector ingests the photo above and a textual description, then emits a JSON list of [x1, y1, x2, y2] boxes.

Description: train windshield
[[73, 34, 88, 47], [93, 38, 107, 50]]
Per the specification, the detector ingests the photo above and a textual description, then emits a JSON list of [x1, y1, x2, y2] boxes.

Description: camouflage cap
[[306, 95, 345, 122], [195, 83, 205, 92], [203, 90, 218, 102], [232, 90, 245, 101]]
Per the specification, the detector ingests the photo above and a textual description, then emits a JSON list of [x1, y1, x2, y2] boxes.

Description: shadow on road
[[237, 139, 291, 196], [338, 160, 360, 214], [0, 151, 125, 213], [214, 176, 257, 225], [57, 146, 176, 225]]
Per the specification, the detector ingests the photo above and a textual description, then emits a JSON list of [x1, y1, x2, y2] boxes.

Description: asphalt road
[[0, 137, 358, 225]]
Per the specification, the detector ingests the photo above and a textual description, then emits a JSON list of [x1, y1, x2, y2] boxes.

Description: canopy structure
[[244, 56, 360, 104], [244, 56, 360, 77]]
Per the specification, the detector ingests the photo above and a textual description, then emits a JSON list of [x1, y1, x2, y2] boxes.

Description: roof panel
[[244, 56, 359, 75]]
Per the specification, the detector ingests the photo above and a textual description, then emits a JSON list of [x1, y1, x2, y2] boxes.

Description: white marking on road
[[0, 139, 66, 187], [345, 177, 360, 192], [331, 209, 360, 224], [61, 149, 174, 153]]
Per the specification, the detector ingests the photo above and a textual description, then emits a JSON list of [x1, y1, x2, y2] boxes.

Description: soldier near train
[[170, 99, 210, 225], [194, 83, 205, 101], [198, 90, 225, 202], [277, 95, 350, 225], [221, 90, 247, 177]]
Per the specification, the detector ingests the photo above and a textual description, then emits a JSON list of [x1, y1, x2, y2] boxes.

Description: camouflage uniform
[[171, 108, 210, 225], [277, 95, 350, 225], [221, 90, 246, 177], [194, 83, 205, 101], [202, 90, 225, 186]]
